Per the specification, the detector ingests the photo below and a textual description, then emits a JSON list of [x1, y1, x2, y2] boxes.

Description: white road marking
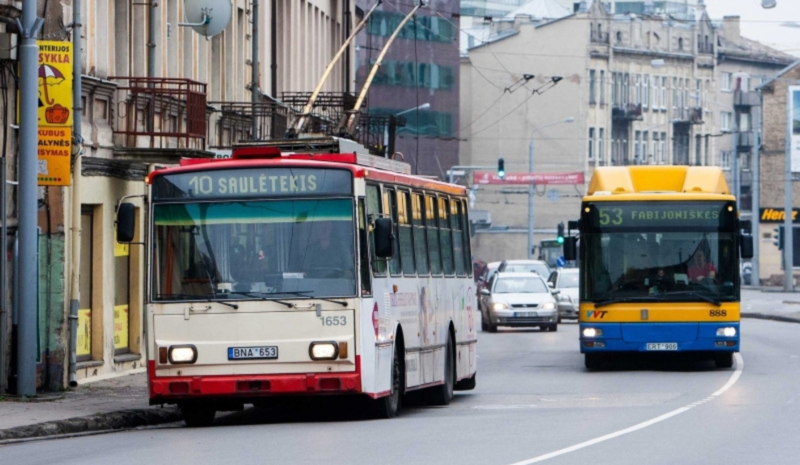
[[507, 353, 744, 465]]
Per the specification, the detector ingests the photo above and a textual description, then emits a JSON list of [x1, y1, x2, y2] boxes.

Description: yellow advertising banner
[[77, 309, 91, 357], [37, 127, 72, 185], [37, 41, 73, 127], [114, 240, 130, 257], [114, 305, 129, 350]]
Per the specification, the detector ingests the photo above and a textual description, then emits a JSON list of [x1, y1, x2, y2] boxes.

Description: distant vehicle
[[548, 268, 579, 321], [741, 261, 752, 286], [479, 272, 558, 332], [497, 259, 551, 279], [477, 261, 502, 295]]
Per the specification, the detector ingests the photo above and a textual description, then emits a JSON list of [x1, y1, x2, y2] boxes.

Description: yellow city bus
[[563, 166, 753, 369]]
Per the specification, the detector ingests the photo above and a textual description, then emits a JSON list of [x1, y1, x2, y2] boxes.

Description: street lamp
[[384, 103, 430, 157], [763, 0, 777, 9], [528, 117, 575, 259]]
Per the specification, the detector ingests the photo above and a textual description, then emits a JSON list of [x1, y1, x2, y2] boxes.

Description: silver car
[[548, 268, 579, 321], [479, 272, 559, 332]]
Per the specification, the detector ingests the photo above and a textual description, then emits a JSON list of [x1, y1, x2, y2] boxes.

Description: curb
[[742, 312, 800, 324], [0, 407, 181, 442]]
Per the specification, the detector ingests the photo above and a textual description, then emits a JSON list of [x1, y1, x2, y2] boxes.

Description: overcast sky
[[705, 0, 800, 57]]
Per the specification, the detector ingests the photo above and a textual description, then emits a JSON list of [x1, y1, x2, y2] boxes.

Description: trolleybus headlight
[[582, 328, 603, 338], [168, 345, 198, 364], [491, 302, 509, 311], [541, 302, 555, 310], [309, 342, 339, 360], [716, 327, 737, 337]]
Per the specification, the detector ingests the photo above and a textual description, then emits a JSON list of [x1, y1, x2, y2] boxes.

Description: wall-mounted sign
[[759, 207, 800, 223], [473, 171, 584, 185], [37, 126, 72, 186]]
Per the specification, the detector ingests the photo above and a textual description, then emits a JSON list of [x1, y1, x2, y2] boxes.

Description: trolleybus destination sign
[[588, 202, 734, 229]]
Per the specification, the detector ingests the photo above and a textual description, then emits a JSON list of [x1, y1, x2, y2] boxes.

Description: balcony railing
[[207, 101, 289, 149], [110, 77, 207, 150], [591, 32, 609, 44], [737, 131, 755, 149], [671, 106, 703, 125], [698, 43, 714, 54], [734, 90, 760, 107], [612, 103, 643, 121]]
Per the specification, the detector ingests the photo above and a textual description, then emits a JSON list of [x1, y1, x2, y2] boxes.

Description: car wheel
[[549, 324, 558, 332], [487, 321, 498, 333], [714, 352, 734, 369], [481, 317, 488, 331]]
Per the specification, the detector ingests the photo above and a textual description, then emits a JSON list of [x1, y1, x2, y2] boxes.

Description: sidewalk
[[742, 288, 800, 323], [0, 371, 180, 442]]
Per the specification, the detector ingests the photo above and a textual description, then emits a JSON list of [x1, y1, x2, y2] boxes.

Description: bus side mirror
[[116, 203, 136, 243], [740, 233, 754, 259], [374, 217, 395, 258], [563, 236, 577, 261]]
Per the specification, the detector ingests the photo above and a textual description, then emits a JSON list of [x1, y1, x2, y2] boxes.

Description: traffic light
[[773, 226, 784, 250], [557, 222, 565, 244], [497, 158, 505, 179]]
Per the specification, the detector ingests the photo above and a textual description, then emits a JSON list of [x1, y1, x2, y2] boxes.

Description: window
[[358, 199, 372, 295], [397, 190, 415, 275], [695, 136, 702, 166], [695, 79, 702, 108], [383, 190, 402, 275], [672, 77, 678, 109], [635, 131, 641, 163], [652, 133, 659, 164], [460, 200, 472, 277], [623, 73, 630, 104], [660, 132, 667, 163], [643, 75, 650, 109], [589, 70, 596, 104], [678, 37, 684, 51], [660, 77, 667, 109], [721, 111, 733, 131], [642, 132, 649, 163], [616, 31, 623, 43], [704, 80, 710, 113], [450, 200, 466, 276], [367, 185, 387, 275], [611, 72, 617, 105], [738, 75, 750, 92], [635, 74, 642, 105], [722, 72, 732, 91], [739, 112, 750, 132], [411, 193, 429, 275], [721, 151, 731, 169], [425, 195, 441, 275], [600, 70, 606, 104], [588, 128, 595, 161], [438, 197, 454, 275], [114, 224, 131, 355], [652, 75, 659, 109], [598, 128, 605, 161], [78, 207, 95, 361]]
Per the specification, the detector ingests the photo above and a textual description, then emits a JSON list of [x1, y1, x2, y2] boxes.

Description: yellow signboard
[[114, 240, 130, 257], [37, 127, 72, 185], [77, 309, 91, 357], [114, 305, 129, 350], [38, 41, 73, 127]]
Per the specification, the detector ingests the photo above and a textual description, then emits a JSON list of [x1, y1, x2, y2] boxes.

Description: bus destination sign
[[589, 202, 732, 229], [152, 168, 353, 200]]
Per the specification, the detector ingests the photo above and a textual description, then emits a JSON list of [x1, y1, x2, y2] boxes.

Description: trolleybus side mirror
[[740, 233, 754, 260], [374, 217, 395, 258], [563, 236, 577, 261], [116, 202, 136, 243]]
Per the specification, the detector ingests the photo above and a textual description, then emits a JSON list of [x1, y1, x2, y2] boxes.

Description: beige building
[[0, 0, 356, 392], [459, 1, 792, 265]]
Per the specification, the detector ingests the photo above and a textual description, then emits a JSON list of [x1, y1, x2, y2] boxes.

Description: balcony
[[591, 32, 609, 44], [737, 131, 756, 150], [671, 106, 703, 125], [207, 101, 289, 150], [110, 77, 208, 159], [734, 90, 760, 108], [612, 103, 643, 121], [698, 43, 714, 54]]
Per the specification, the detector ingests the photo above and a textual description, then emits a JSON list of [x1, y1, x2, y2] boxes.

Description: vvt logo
[[587, 310, 607, 319]]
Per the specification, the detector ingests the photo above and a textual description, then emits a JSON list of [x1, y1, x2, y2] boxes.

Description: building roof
[[718, 35, 796, 67], [503, 0, 571, 20]]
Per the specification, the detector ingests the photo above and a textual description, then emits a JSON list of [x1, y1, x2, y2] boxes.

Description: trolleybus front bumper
[[579, 322, 740, 353]]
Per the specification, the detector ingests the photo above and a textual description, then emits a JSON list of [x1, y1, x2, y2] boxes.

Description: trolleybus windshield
[[580, 201, 739, 304], [152, 198, 356, 301]]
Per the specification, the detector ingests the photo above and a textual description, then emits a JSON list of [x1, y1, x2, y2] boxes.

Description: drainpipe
[[68, 0, 83, 388]]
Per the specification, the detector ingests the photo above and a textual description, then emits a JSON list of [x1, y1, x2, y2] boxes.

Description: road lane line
[[507, 353, 744, 465]]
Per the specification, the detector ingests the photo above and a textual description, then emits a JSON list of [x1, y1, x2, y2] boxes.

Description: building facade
[[459, 0, 792, 264], [0, 0, 356, 393]]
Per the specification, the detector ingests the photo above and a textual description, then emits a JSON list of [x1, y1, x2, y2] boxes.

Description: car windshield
[[493, 277, 548, 294], [152, 199, 356, 301], [558, 272, 579, 288], [504, 262, 550, 277]]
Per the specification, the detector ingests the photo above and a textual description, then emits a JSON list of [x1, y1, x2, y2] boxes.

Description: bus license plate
[[228, 346, 278, 360], [646, 343, 678, 351], [516, 312, 537, 317]]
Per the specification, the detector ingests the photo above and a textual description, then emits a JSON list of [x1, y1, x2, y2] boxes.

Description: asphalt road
[[3, 318, 799, 465]]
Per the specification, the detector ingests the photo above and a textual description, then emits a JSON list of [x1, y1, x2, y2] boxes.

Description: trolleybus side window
[[397, 190, 416, 275], [358, 198, 372, 295], [425, 194, 442, 275], [450, 199, 466, 276], [384, 188, 402, 276], [367, 184, 387, 276], [412, 192, 430, 275], [460, 199, 473, 277], [439, 196, 455, 275]]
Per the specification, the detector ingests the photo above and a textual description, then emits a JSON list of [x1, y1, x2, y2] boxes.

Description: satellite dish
[[182, 0, 232, 38]]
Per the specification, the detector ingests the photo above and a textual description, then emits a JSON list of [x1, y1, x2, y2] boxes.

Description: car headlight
[[541, 302, 555, 310], [168, 345, 198, 364], [582, 328, 603, 338], [309, 341, 339, 360], [557, 294, 571, 302], [716, 327, 737, 337], [491, 302, 509, 311]]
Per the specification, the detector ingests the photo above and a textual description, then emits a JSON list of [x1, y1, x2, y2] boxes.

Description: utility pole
[[17, 0, 43, 397], [251, 0, 259, 139], [68, 0, 83, 388], [784, 86, 794, 291], [752, 98, 761, 286]]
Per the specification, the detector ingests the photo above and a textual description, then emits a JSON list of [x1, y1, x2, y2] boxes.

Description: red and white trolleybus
[[116, 143, 478, 425]]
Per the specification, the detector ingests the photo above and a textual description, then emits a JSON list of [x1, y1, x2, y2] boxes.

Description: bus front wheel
[[372, 343, 403, 419], [585, 353, 603, 370], [714, 352, 734, 369], [180, 403, 216, 427]]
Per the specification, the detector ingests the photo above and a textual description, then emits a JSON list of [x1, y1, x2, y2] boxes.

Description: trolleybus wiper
[[661, 290, 721, 306], [257, 290, 348, 307], [593, 296, 664, 308], [229, 291, 294, 308], [156, 293, 239, 309]]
